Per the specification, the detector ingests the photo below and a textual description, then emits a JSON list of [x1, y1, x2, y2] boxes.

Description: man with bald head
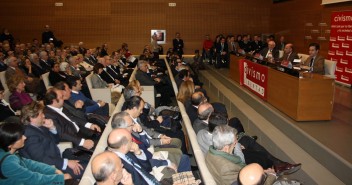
[[185, 91, 207, 124], [238, 163, 276, 185], [193, 102, 214, 134], [259, 41, 279, 61], [91, 151, 133, 185], [280, 43, 299, 64], [108, 128, 161, 185]]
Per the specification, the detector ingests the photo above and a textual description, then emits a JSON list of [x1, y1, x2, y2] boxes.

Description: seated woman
[[0, 83, 20, 123], [91, 63, 121, 104], [49, 62, 67, 86], [0, 122, 71, 184], [176, 80, 195, 105], [7, 76, 33, 111]]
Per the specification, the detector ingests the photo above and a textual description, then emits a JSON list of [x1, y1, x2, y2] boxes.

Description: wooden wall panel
[[269, 0, 352, 57], [0, 0, 270, 54]]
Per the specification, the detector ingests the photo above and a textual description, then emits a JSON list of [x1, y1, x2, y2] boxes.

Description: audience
[[0, 122, 71, 184]]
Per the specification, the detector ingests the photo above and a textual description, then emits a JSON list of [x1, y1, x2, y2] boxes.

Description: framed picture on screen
[[151, 30, 166, 44]]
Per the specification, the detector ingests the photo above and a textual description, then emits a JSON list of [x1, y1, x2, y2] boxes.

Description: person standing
[[173, 32, 184, 57]]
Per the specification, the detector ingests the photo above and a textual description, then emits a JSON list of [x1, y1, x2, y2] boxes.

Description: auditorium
[[0, 0, 351, 184]]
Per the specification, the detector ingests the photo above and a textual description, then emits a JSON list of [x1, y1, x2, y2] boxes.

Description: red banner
[[239, 59, 268, 100], [328, 11, 352, 86]]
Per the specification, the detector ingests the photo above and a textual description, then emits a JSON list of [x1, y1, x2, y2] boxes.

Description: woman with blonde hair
[[177, 80, 195, 104]]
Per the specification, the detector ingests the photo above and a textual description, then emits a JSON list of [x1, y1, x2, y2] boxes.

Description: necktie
[[125, 155, 160, 185], [309, 58, 314, 67]]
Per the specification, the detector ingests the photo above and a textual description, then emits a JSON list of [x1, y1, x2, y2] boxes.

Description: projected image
[[151, 30, 166, 44]]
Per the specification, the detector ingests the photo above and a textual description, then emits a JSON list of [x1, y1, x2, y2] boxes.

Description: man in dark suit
[[43, 88, 97, 150], [185, 91, 207, 124], [239, 35, 252, 53], [108, 128, 161, 185], [173, 32, 184, 57], [215, 37, 229, 68], [91, 151, 133, 185], [193, 102, 214, 134], [19, 101, 88, 179], [135, 60, 173, 106], [259, 40, 280, 61], [39, 51, 53, 72], [251, 35, 263, 54], [303, 43, 325, 75], [280, 43, 299, 64]]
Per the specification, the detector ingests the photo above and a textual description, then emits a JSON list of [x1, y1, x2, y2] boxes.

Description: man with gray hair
[[205, 125, 245, 185], [39, 50, 52, 72]]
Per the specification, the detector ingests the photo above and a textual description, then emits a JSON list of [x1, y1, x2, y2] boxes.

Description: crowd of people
[[200, 33, 325, 75], [0, 26, 304, 185]]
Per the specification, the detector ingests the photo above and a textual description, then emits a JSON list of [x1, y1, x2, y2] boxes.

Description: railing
[[163, 57, 217, 185]]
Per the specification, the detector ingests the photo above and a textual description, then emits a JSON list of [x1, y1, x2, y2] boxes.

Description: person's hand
[[160, 134, 170, 139], [114, 79, 121, 84], [264, 168, 275, 174], [132, 124, 142, 133], [161, 137, 171, 145], [154, 78, 161, 83], [90, 124, 101, 132], [129, 142, 141, 155], [55, 169, 63, 174], [120, 169, 134, 185], [63, 173, 72, 180], [27, 77, 33, 82], [108, 84, 113, 88], [156, 116, 163, 123], [97, 100, 106, 107], [67, 160, 83, 175], [83, 139, 94, 150], [43, 119, 56, 130], [15, 110, 21, 116], [168, 162, 178, 172], [195, 85, 201, 89], [74, 100, 84, 109]]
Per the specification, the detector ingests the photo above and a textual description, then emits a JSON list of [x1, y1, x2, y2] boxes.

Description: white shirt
[[47, 105, 86, 146]]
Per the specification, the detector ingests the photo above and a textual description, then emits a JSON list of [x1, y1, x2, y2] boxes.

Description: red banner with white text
[[328, 11, 352, 86], [239, 59, 268, 100]]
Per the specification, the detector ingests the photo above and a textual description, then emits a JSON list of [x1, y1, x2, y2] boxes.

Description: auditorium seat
[[324, 59, 337, 79], [85, 72, 112, 104], [0, 71, 11, 102], [41, 72, 53, 90]]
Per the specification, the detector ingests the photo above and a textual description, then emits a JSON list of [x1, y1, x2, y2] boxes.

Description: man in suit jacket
[[19, 102, 87, 179], [91, 151, 133, 185], [108, 128, 161, 185], [186, 91, 207, 124], [280, 43, 299, 63], [215, 37, 229, 68], [39, 51, 53, 72], [193, 102, 214, 134], [206, 125, 246, 185], [251, 35, 263, 54], [173, 32, 184, 57], [259, 41, 279, 61], [303, 43, 325, 75], [43, 88, 96, 150], [135, 60, 173, 106]]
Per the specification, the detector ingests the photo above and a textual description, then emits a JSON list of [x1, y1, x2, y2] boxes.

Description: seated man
[[43, 88, 96, 150], [67, 76, 109, 117], [280, 43, 299, 65], [302, 43, 325, 74], [193, 102, 214, 134], [135, 60, 173, 106], [111, 111, 191, 180], [185, 91, 207, 124], [19, 102, 88, 179], [259, 41, 279, 62], [91, 151, 133, 185], [122, 96, 183, 150], [238, 163, 276, 185], [205, 124, 246, 185], [107, 128, 161, 185], [123, 84, 187, 153], [215, 37, 229, 68]]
